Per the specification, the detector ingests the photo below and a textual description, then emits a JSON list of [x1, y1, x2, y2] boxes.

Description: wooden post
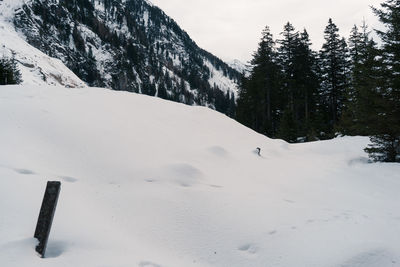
[[34, 181, 61, 258]]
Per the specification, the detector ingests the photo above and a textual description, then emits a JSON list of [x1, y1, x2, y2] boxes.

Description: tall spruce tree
[[293, 29, 320, 140], [340, 23, 383, 136], [276, 23, 300, 141], [276, 24, 320, 142], [365, 0, 400, 162], [319, 19, 350, 134], [278, 22, 299, 113], [237, 26, 282, 136]]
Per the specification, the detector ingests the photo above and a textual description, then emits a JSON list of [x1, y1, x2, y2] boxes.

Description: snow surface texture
[[1, 85, 400, 267], [0, 0, 86, 88]]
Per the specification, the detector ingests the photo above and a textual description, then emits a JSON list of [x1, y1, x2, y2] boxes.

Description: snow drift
[[0, 85, 399, 267]]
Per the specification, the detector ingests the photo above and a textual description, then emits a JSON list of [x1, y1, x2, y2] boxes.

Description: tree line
[[236, 0, 400, 162]]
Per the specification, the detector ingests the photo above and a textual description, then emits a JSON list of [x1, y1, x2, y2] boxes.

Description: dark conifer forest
[[236, 0, 400, 162]]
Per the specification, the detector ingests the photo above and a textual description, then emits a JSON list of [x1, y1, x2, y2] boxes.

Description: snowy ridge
[[1, 85, 400, 267], [228, 59, 251, 77], [0, 0, 86, 88]]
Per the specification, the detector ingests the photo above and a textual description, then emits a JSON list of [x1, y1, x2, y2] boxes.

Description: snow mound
[[0, 85, 400, 267], [0, 0, 86, 88]]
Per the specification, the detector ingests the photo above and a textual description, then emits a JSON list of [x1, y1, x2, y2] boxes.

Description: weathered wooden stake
[[34, 181, 61, 258]]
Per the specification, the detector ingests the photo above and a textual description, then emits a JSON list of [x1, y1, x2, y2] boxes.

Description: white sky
[[150, 0, 384, 63]]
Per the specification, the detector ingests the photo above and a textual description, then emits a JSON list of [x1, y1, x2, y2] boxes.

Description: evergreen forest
[[236, 0, 400, 162]]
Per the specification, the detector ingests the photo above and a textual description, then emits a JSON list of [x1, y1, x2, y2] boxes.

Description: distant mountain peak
[[227, 59, 251, 77]]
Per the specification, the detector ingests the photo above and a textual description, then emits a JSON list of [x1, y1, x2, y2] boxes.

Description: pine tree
[[293, 29, 320, 139], [319, 18, 350, 133], [85, 46, 100, 85], [275, 22, 301, 140], [227, 91, 236, 118], [365, 0, 400, 162], [276, 24, 320, 141], [278, 107, 298, 143], [0, 55, 22, 85], [348, 25, 364, 66], [278, 22, 299, 114], [72, 24, 85, 52], [12, 55, 22, 84], [340, 23, 382, 136], [236, 26, 282, 136]]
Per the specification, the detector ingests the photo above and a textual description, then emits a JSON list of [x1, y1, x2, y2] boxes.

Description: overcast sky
[[150, 0, 384, 63]]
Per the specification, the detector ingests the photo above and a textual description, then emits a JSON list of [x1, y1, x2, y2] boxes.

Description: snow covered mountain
[[3, 0, 240, 115], [0, 0, 85, 88], [228, 59, 250, 77], [1, 84, 400, 266]]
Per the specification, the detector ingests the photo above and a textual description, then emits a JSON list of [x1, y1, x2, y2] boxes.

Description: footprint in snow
[[238, 244, 258, 254], [208, 146, 228, 157], [139, 261, 162, 267], [339, 249, 397, 267], [284, 199, 296, 203], [209, 184, 223, 188], [348, 157, 370, 166], [60, 176, 78, 183], [167, 163, 203, 187], [14, 168, 35, 175]]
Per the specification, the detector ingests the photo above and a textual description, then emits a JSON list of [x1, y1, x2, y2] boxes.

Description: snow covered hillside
[[228, 59, 250, 77], [0, 0, 85, 88], [10, 0, 239, 114], [1, 85, 400, 267]]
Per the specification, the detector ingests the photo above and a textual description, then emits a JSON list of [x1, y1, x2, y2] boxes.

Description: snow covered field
[[0, 85, 399, 267]]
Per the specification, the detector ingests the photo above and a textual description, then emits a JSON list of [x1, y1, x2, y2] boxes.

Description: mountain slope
[[0, 0, 85, 87], [10, 0, 239, 115], [1, 84, 400, 267], [228, 59, 250, 77]]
